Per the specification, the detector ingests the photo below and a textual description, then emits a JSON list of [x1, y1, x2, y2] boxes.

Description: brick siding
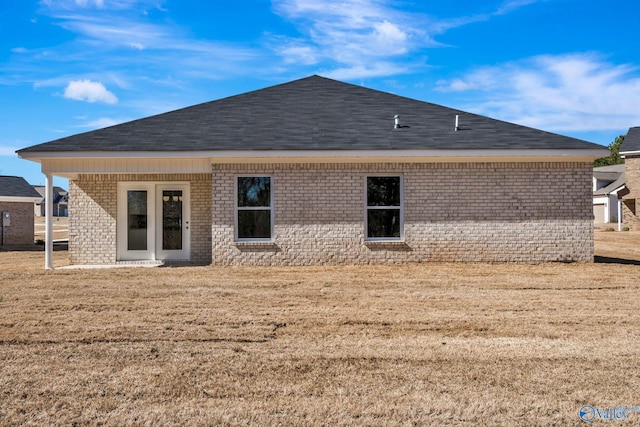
[[0, 202, 35, 246], [69, 174, 211, 265], [622, 157, 640, 230], [212, 162, 594, 265]]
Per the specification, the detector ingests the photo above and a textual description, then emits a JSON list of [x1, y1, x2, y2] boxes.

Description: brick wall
[[69, 174, 211, 265], [622, 157, 640, 230], [212, 162, 594, 265], [0, 202, 34, 246]]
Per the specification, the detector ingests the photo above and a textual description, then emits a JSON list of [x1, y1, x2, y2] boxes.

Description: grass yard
[[1, 231, 639, 425]]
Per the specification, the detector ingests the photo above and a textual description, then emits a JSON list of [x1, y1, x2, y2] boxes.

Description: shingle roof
[[593, 164, 625, 196], [621, 127, 640, 153], [18, 75, 603, 154], [0, 176, 42, 198]]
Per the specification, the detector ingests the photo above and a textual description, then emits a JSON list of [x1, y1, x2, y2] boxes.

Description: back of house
[[18, 76, 608, 266]]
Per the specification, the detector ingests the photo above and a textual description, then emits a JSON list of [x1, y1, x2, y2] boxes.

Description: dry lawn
[[1, 231, 639, 426], [34, 216, 69, 242]]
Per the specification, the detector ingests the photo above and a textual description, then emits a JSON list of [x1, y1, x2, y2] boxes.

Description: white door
[[117, 183, 190, 261]]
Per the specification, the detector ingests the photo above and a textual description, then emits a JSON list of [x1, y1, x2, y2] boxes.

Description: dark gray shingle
[[18, 75, 603, 154], [621, 127, 640, 153], [0, 176, 41, 198]]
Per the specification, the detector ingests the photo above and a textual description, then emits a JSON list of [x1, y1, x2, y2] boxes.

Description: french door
[[117, 182, 190, 261]]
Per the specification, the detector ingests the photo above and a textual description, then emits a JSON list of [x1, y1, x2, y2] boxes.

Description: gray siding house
[[18, 76, 607, 267], [33, 186, 68, 217]]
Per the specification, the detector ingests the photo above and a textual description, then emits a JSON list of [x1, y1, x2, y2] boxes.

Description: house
[[619, 127, 640, 229], [33, 186, 69, 217], [593, 164, 625, 226], [17, 75, 607, 268], [0, 176, 42, 247]]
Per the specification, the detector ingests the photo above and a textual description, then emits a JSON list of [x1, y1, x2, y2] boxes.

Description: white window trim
[[234, 175, 274, 242], [116, 181, 191, 261], [364, 174, 404, 242]]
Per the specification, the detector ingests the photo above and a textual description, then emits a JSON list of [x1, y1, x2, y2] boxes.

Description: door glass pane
[[127, 190, 147, 250], [162, 190, 183, 250]]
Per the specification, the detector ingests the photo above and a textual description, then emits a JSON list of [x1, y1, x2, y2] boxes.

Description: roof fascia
[[621, 150, 640, 157], [0, 196, 42, 203], [610, 185, 627, 195], [19, 148, 609, 162]]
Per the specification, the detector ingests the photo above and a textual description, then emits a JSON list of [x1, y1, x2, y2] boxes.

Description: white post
[[618, 199, 622, 232], [45, 174, 53, 269]]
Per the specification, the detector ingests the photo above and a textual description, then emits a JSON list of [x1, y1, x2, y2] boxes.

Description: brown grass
[[1, 231, 639, 425], [34, 216, 69, 241]]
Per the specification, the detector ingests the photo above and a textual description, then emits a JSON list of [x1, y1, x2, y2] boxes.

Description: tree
[[594, 135, 625, 167]]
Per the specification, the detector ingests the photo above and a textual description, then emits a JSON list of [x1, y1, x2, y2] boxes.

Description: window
[[366, 176, 403, 240], [236, 177, 273, 240]]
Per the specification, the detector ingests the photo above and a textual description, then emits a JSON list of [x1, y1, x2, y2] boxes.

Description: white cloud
[[435, 54, 640, 132], [77, 117, 127, 128], [0, 145, 20, 156], [323, 62, 408, 80], [42, 0, 142, 10], [272, 0, 428, 77], [495, 0, 540, 15], [64, 79, 118, 104], [271, 0, 540, 80], [279, 44, 318, 65]]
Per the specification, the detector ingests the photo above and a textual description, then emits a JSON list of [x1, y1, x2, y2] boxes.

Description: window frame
[[234, 176, 274, 242], [364, 174, 404, 242]]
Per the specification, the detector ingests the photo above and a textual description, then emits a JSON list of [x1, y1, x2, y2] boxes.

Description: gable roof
[[0, 176, 42, 201], [621, 126, 640, 154], [33, 186, 68, 204], [593, 164, 625, 196], [18, 75, 604, 156], [33, 186, 68, 197]]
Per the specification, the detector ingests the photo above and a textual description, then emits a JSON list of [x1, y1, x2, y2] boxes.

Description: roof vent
[[454, 115, 460, 131], [394, 115, 400, 129]]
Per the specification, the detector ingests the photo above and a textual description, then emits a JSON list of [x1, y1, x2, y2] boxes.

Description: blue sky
[[2, 0, 640, 188]]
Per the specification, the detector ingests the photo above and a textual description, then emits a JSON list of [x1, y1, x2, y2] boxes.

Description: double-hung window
[[366, 176, 403, 240], [236, 176, 273, 241]]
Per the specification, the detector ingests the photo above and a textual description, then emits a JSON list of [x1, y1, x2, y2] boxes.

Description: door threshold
[[116, 260, 165, 266]]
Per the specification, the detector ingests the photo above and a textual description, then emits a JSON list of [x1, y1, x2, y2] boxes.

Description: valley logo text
[[579, 405, 640, 422]]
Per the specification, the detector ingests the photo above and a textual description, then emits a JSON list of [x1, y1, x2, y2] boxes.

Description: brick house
[[620, 127, 640, 229], [0, 176, 42, 247], [18, 76, 607, 267]]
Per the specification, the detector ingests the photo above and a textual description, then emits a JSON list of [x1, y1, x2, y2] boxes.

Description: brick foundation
[[622, 157, 640, 230], [69, 174, 211, 265], [0, 202, 35, 246], [212, 162, 594, 265], [66, 163, 593, 265]]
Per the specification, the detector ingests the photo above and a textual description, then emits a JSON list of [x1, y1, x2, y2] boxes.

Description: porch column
[[618, 199, 622, 232], [45, 173, 53, 269]]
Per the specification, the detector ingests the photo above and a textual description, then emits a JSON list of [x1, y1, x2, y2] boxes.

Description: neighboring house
[[33, 186, 69, 217], [593, 164, 625, 225], [620, 127, 640, 229], [17, 75, 607, 267], [0, 176, 42, 246]]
